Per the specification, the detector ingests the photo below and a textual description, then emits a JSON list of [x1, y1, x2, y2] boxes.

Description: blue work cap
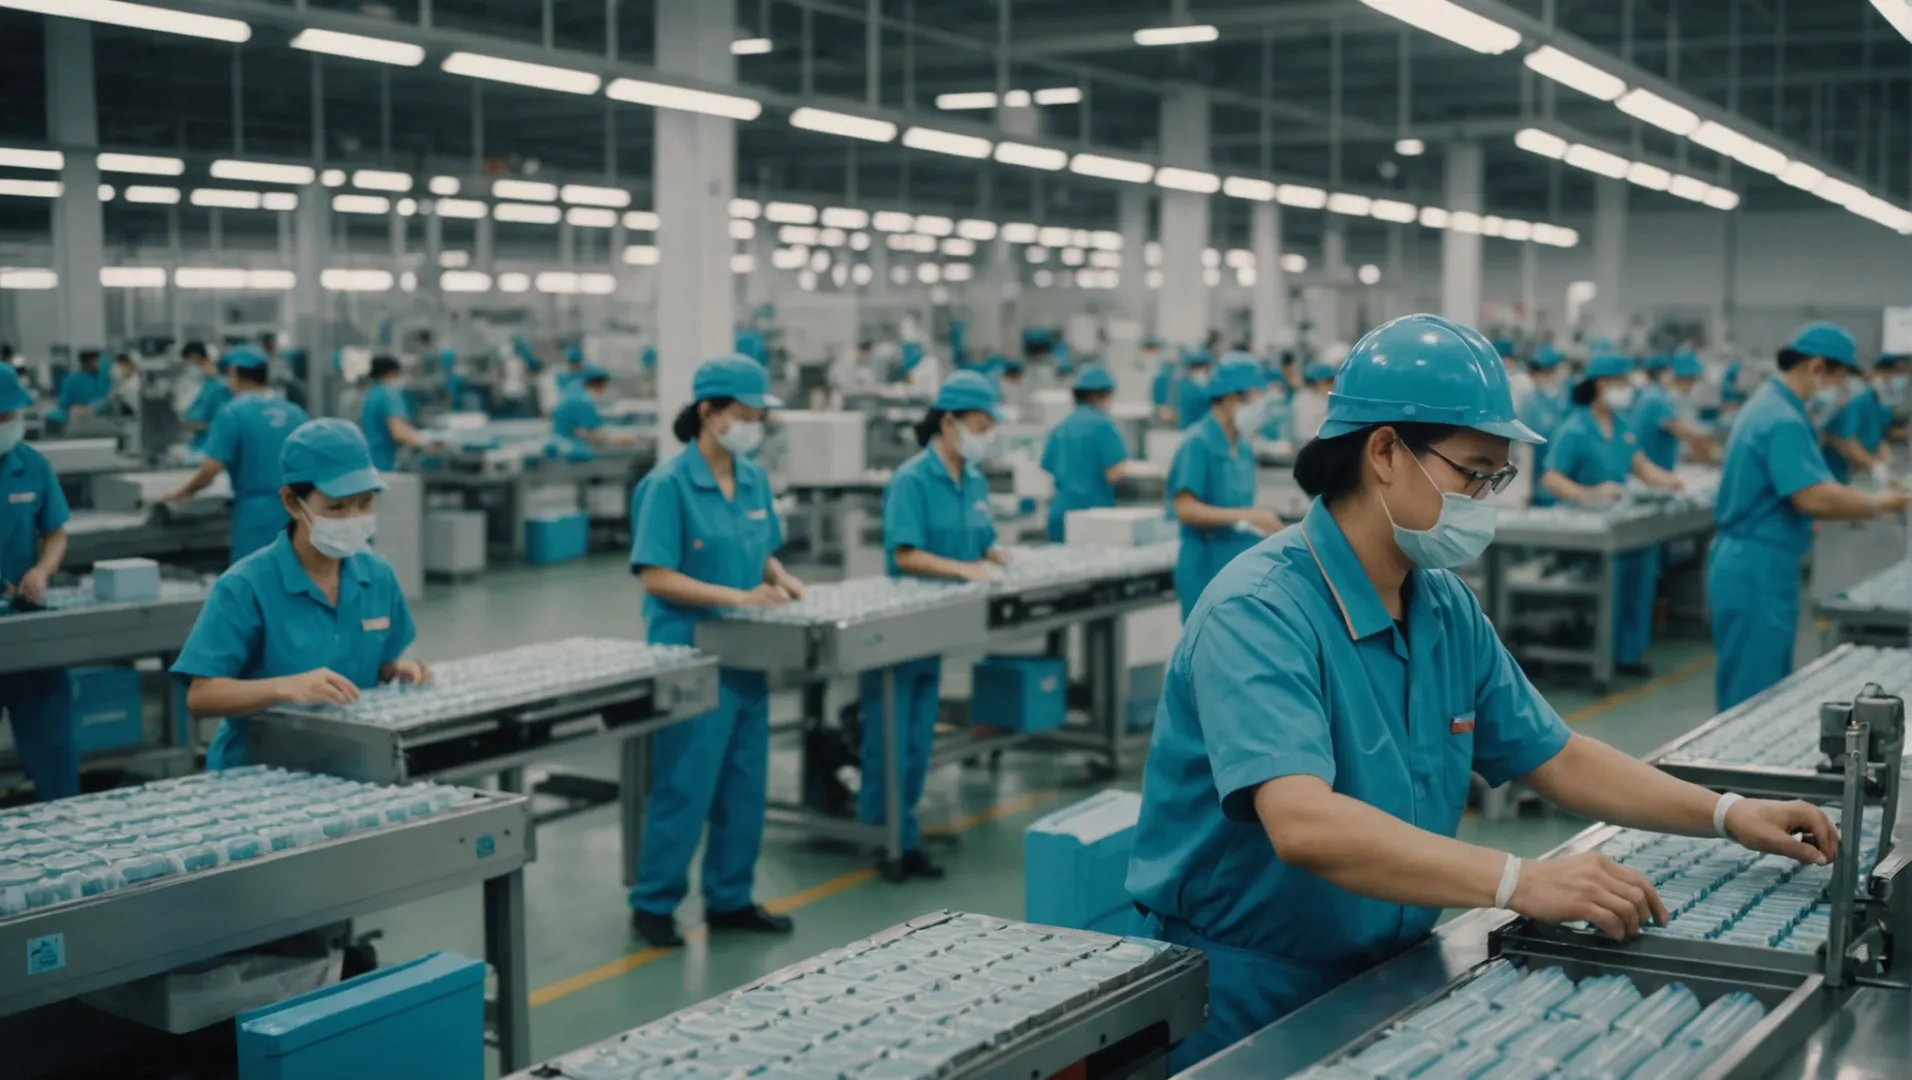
[[1207, 357, 1267, 400], [1788, 321, 1859, 370], [224, 345, 269, 372], [1073, 365, 1117, 393], [1879, 353, 1907, 369], [1144, 336, 1164, 349], [1529, 345, 1564, 370], [1181, 346, 1213, 367], [565, 346, 585, 365], [578, 364, 610, 383], [1319, 313, 1544, 444], [1003, 358, 1027, 374], [0, 364, 32, 413], [1643, 353, 1673, 372], [1303, 362, 1338, 384], [934, 370, 1002, 418], [1491, 338, 1517, 359], [1673, 352, 1705, 380], [281, 418, 386, 498], [1583, 353, 1635, 382], [692, 353, 782, 409]]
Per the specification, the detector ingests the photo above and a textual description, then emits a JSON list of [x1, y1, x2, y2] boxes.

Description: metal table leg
[[1594, 551, 1617, 688], [498, 766, 526, 794], [509, 474, 528, 562], [883, 668, 903, 860], [1085, 616, 1126, 774], [620, 734, 649, 889], [484, 869, 531, 1072]]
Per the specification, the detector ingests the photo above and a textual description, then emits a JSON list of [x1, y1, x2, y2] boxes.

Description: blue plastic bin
[[525, 512, 588, 565], [1025, 789, 1143, 935], [971, 654, 1067, 734], [69, 667, 144, 755], [237, 951, 486, 1080]]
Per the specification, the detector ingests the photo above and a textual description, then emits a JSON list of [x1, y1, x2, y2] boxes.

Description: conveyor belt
[[1816, 559, 1912, 645], [0, 579, 209, 675]]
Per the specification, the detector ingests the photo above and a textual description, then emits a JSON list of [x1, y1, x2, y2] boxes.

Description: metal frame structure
[[420, 445, 656, 562]]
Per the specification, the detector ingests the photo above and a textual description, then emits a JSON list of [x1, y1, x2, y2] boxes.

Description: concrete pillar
[[1519, 243, 1539, 335], [1250, 203, 1287, 354], [1321, 220, 1348, 347], [474, 218, 495, 274], [654, 0, 737, 448], [1156, 86, 1210, 351], [277, 211, 296, 329], [999, 104, 1039, 140], [1118, 186, 1150, 327], [1441, 142, 1484, 328], [1590, 178, 1627, 343], [46, 20, 105, 355], [293, 185, 331, 413]]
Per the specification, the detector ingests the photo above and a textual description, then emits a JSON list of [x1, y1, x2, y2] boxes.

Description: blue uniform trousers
[[857, 655, 942, 854], [0, 669, 77, 800], [1708, 535, 1800, 711], [1613, 547, 1661, 668]]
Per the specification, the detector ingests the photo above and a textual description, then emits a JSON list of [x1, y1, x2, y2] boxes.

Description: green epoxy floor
[[361, 555, 1723, 1073]]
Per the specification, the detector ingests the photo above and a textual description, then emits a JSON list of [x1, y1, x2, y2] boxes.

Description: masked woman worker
[[1540, 353, 1686, 677], [1167, 355, 1281, 618], [173, 420, 429, 770], [862, 370, 1009, 883], [164, 346, 309, 564], [627, 356, 804, 948], [1040, 366, 1131, 542], [1126, 315, 1841, 1070]]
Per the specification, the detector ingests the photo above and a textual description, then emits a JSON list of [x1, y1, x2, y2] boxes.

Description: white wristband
[[1495, 854, 1522, 910], [1714, 793, 1744, 840]]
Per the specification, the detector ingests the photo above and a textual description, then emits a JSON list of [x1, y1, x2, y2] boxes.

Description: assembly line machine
[[1815, 559, 1910, 650]]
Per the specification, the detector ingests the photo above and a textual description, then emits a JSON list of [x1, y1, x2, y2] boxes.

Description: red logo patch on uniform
[[692, 539, 704, 550], [1451, 715, 1476, 734]]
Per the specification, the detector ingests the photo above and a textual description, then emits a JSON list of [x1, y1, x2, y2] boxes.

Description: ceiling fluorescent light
[[872, 211, 915, 233], [1513, 127, 1568, 159], [1501, 219, 1534, 241], [1777, 162, 1825, 191], [765, 202, 819, 225], [1419, 207, 1449, 228], [942, 237, 976, 257], [729, 219, 755, 240], [97, 152, 183, 176], [0, 179, 61, 198], [1359, 0, 1520, 55], [101, 266, 166, 288], [321, 169, 345, 186], [1276, 184, 1328, 209], [1038, 226, 1072, 247], [731, 254, 758, 274], [1002, 222, 1039, 243], [901, 127, 993, 158], [211, 159, 315, 185], [190, 188, 262, 209], [249, 270, 296, 289], [331, 194, 390, 214], [1536, 225, 1580, 248], [1395, 138, 1426, 156], [608, 77, 762, 120], [623, 245, 661, 266], [1280, 254, 1308, 273], [535, 272, 581, 295], [498, 272, 531, 292], [1132, 25, 1219, 47], [779, 225, 820, 246], [262, 192, 298, 211], [565, 207, 617, 228], [1871, 0, 1912, 43], [1070, 153, 1155, 184], [1624, 162, 1671, 191], [1089, 231, 1122, 251], [174, 267, 248, 289], [0, 268, 57, 290], [434, 198, 488, 219], [560, 183, 631, 208], [945, 263, 975, 282], [1522, 46, 1625, 100], [790, 107, 897, 143], [1370, 199, 1418, 223], [958, 219, 998, 241], [935, 91, 998, 110], [1702, 188, 1740, 211], [441, 271, 492, 293], [0, 148, 62, 170], [1326, 192, 1373, 216], [290, 28, 423, 66], [1812, 176, 1867, 208], [1563, 143, 1630, 179], [1002, 90, 1032, 108], [815, 228, 846, 248], [1615, 88, 1700, 135], [1155, 167, 1220, 193], [822, 207, 869, 229], [1479, 215, 1506, 237], [1667, 175, 1711, 202], [494, 202, 562, 224], [322, 269, 394, 292], [729, 198, 762, 219], [1448, 211, 1482, 234], [993, 142, 1067, 171], [428, 176, 460, 196], [353, 169, 412, 192], [442, 52, 600, 95], [1222, 176, 1276, 201], [1689, 121, 1789, 175], [123, 185, 180, 204], [913, 215, 955, 236], [1033, 87, 1083, 105], [0, 0, 250, 42], [730, 37, 773, 55], [493, 179, 556, 202]]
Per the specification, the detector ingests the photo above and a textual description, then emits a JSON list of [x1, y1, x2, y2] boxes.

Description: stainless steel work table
[[420, 446, 656, 561], [61, 507, 231, 570], [1814, 559, 1910, 649], [0, 586, 207, 676]]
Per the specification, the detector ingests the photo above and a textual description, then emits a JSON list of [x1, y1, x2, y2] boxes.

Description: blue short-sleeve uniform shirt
[[1167, 415, 1258, 532], [358, 381, 412, 471], [1715, 378, 1834, 561], [1042, 406, 1129, 520], [1629, 384, 1681, 470], [1544, 406, 1639, 488], [0, 444, 70, 582], [57, 368, 113, 412], [204, 394, 310, 497], [1822, 386, 1886, 484], [182, 378, 233, 451], [553, 388, 603, 441], [882, 448, 996, 577], [1175, 377, 1212, 430], [630, 446, 784, 647]]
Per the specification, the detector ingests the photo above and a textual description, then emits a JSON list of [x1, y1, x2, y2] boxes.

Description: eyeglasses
[[1422, 444, 1519, 497]]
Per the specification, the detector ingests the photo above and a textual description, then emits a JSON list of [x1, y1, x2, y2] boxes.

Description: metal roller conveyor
[[508, 911, 1208, 1080], [1816, 559, 1912, 647], [985, 543, 1178, 637], [0, 766, 536, 1069], [0, 578, 209, 675], [61, 507, 232, 570]]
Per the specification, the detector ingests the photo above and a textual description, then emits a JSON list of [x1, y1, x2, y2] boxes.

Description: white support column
[[293, 185, 330, 412], [654, 0, 737, 449], [1118, 186, 1150, 327], [1250, 202, 1286, 354], [1519, 243, 1539, 335], [1156, 86, 1211, 352], [277, 210, 296, 329], [1321, 220, 1348, 347], [45, 20, 105, 355], [1441, 143, 1484, 327], [1591, 178, 1627, 344]]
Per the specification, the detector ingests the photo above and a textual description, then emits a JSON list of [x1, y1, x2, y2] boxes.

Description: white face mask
[[1602, 385, 1637, 411], [303, 507, 377, 559], [0, 418, 22, 457], [1382, 451, 1498, 570], [1629, 371, 1650, 388], [1233, 397, 1269, 434], [956, 427, 996, 463], [1188, 369, 1211, 387], [716, 418, 764, 457]]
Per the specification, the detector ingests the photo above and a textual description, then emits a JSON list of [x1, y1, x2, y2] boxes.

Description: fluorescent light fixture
[[1143, 270, 1161, 289], [913, 215, 954, 237], [764, 201, 818, 225], [0, 179, 62, 198], [1092, 251, 1124, 269], [872, 211, 915, 233], [100, 266, 165, 287], [850, 232, 870, 250], [1275, 184, 1328, 209], [1002, 90, 1032, 108], [1702, 188, 1740, 211], [1034, 87, 1083, 105], [1132, 24, 1219, 47], [1202, 267, 1222, 287], [1370, 198, 1417, 223], [1326, 192, 1373, 216], [1236, 266, 1257, 287], [174, 267, 248, 289], [1070, 153, 1154, 184], [790, 107, 896, 143], [434, 198, 488, 219], [1448, 211, 1482, 234], [1002, 222, 1039, 244], [441, 271, 492, 293], [993, 141, 1067, 170], [97, 185, 113, 202], [560, 184, 630, 208], [936, 91, 999, 110], [958, 219, 998, 241], [1064, 247, 1089, 267], [771, 248, 805, 270], [1281, 254, 1308, 273], [946, 263, 975, 283], [1480, 215, 1506, 237], [730, 37, 773, 55], [124, 185, 180, 204], [1534, 224, 1579, 248], [1501, 219, 1534, 241], [1024, 245, 1049, 264], [1071, 229, 1094, 248], [397, 198, 418, 217], [290, 28, 423, 66], [851, 263, 873, 285], [97, 152, 183, 176], [623, 210, 661, 230], [332, 194, 390, 214], [910, 262, 938, 285], [493, 202, 562, 224], [498, 272, 530, 293], [1394, 138, 1426, 157], [1667, 175, 1711, 202], [902, 234, 937, 253], [817, 228, 847, 248], [0, 0, 249, 42], [729, 198, 761, 219], [211, 159, 314, 185], [190, 187, 261, 209], [1777, 161, 1825, 191], [1687, 121, 1788, 175], [1813, 176, 1866, 207], [1155, 167, 1220, 193], [1419, 207, 1449, 228], [821, 207, 869, 229], [439, 250, 469, 268], [1514, 127, 1568, 159], [1222, 176, 1276, 202], [0, 268, 57, 290], [1624, 162, 1671, 191], [1522, 45, 1625, 100], [779, 225, 820, 246], [1615, 88, 1700, 135], [731, 253, 758, 274], [901, 126, 993, 159], [809, 250, 830, 273], [353, 169, 412, 192], [566, 207, 617, 228], [1037, 226, 1072, 248], [534, 272, 580, 295], [622, 245, 661, 266], [0, 148, 61, 170], [321, 169, 345, 187], [442, 51, 600, 95], [493, 179, 556, 202], [428, 176, 460, 197], [262, 192, 298, 211], [1358, 264, 1383, 286], [729, 219, 755, 240], [250, 269, 296, 290], [1563, 143, 1630, 179], [608, 77, 764, 121], [1360, 0, 1520, 54], [1090, 230, 1123, 250], [942, 237, 976, 257], [1871, 0, 1912, 42]]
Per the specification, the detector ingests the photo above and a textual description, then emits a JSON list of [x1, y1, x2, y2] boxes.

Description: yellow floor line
[[1562, 652, 1715, 725], [530, 788, 1061, 1008]]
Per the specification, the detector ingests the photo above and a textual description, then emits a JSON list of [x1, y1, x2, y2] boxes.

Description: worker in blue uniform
[[1146, 339, 1176, 424], [1173, 347, 1215, 429], [176, 341, 232, 453], [1632, 350, 1716, 470], [164, 347, 309, 565], [1127, 312, 1844, 1071], [1822, 355, 1895, 485], [55, 348, 113, 420], [0, 365, 78, 800], [173, 419, 428, 770], [628, 355, 803, 948], [1542, 354, 1687, 677], [862, 371, 1009, 882], [1040, 366, 1131, 541], [556, 346, 587, 393], [1520, 346, 1571, 507], [552, 365, 638, 448], [1167, 356, 1281, 619], [358, 355, 433, 471], [1711, 322, 1910, 710]]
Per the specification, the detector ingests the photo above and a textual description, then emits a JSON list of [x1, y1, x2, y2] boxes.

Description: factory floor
[[361, 554, 1726, 1075]]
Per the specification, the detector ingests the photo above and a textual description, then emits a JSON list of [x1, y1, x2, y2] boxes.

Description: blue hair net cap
[[281, 418, 386, 498], [1181, 346, 1213, 367], [1207, 357, 1267, 400], [1643, 353, 1673, 372], [1073, 366, 1117, 393], [1788, 322, 1859, 370], [1318, 313, 1544, 444], [578, 364, 610, 383], [0, 364, 32, 413], [1583, 353, 1635, 382], [565, 345, 585, 365], [1673, 352, 1705, 380], [934, 370, 1002, 418], [1491, 338, 1517, 358], [692, 353, 781, 409], [1529, 345, 1564, 370], [224, 346, 269, 372], [1303, 362, 1338, 384]]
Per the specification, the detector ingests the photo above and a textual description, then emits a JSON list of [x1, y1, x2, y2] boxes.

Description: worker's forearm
[[894, 547, 981, 580], [390, 416, 429, 449], [639, 566, 745, 608], [1633, 459, 1679, 489], [1253, 781, 1505, 910], [1172, 493, 1255, 529], [178, 459, 223, 496], [1524, 735, 1720, 837], [1831, 437, 1879, 469], [1541, 471, 1589, 503], [186, 676, 289, 718], [1793, 482, 1893, 521], [1103, 461, 1129, 487], [33, 529, 66, 576]]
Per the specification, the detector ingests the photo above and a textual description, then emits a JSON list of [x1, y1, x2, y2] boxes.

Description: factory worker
[[165, 348, 310, 565], [56, 349, 112, 419], [1632, 351, 1715, 470], [556, 346, 587, 393], [553, 365, 638, 447], [358, 355, 433, 471], [861, 371, 1009, 882], [1496, 339, 1535, 415], [173, 419, 425, 771], [176, 342, 232, 453], [1168, 357, 1282, 619], [1711, 322, 1911, 710], [1173, 348, 1214, 430], [0, 365, 78, 801], [1128, 313, 1842, 1071], [1041, 366, 1131, 542], [628, 355, 802, 948], [1146, 340, 1177, 424], [1290, 363, 1337, 445], [1542, 354, 1687, 676], [1822, 354, 1896, 486]]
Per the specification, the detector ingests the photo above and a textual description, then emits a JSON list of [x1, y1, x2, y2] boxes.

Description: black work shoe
[[707, 904, 794, 934], [901, 848, 946, 880], [877, 854, 910, 883], [631, 909, 685, 948]]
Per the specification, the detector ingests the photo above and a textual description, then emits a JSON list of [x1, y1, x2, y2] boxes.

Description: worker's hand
[[1588, 482, 1628, 504], [772, 572, 805, 600], [161, 489, 189, 503], [957, 562, 1001, 583], [16, 567, 48, 605], [611, 432, 639, 446], [386, 659, 432, 686], [984, 547, 1013, 566], [275, 668, 360, 707], [1510, 852, 1668, 942], [732, 583, 790, 607], [1874, 491, 1911, 517], [1246, 509, 1284, 535], [1661, 474, 1687, 494], [1724, 798, 1839, 866]]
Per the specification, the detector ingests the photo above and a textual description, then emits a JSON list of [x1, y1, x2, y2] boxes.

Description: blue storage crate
[[69, 666, 144, 755], [524, 512, 588, 565], [1025, 790, 1143, 933], [971, 654, 1066, 733], [237, 951, 485, 1080]]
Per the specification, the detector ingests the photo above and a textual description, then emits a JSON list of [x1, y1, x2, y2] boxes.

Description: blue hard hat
[[1303, 362, 1338, 384], [281, 418, 385, 498], [934, 370, 1001, 418], [1319, 313, 1544, 444], [224, 345, 269, 372], [1643, 353, 1673, 372], [579, 364, 610, 383], [692, 354, 781, 409], [1583, 353, 1635, 383], [1529, 345, 1564, 370], [1673, 352, 1705, 380], [1073, 366, 1117, 393], [0, 364, 32, 413], [1788, 321, 1858, 370], [1207, 357, 1267, 400], [1181, 346, 1213, 367]]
